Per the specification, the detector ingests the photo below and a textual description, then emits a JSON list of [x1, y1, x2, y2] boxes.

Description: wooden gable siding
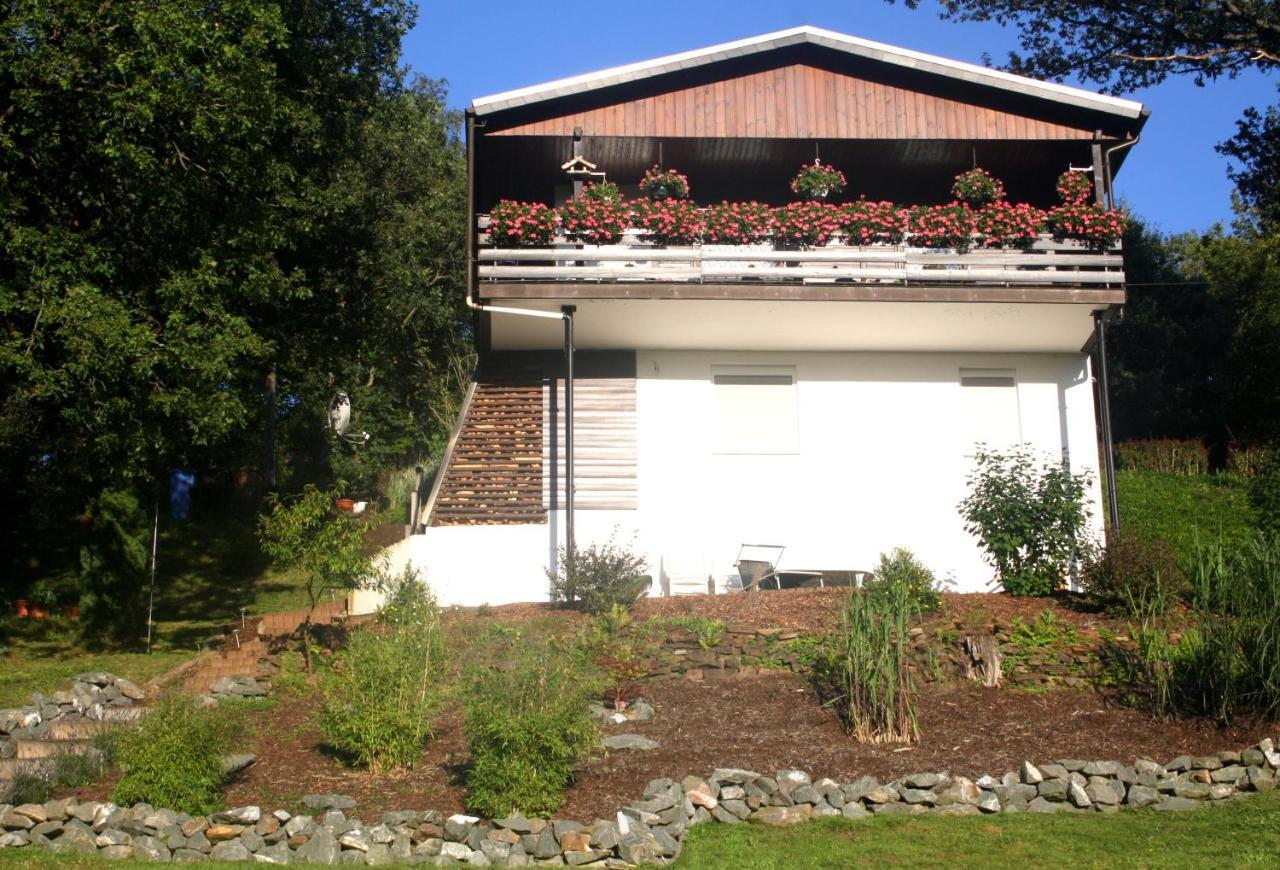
[[488, 64, 1094, 140]]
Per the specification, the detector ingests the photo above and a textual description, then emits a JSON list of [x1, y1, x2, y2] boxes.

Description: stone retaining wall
[[2, 737, 1276, 865], [0, 673, 144, 762]]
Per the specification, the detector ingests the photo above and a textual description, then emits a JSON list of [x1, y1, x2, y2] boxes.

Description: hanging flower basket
[[790, 160, 846, 200], [1056, 170, 1095, 204], [639, 166, 690, 201], [951, 168, 1006, 207]]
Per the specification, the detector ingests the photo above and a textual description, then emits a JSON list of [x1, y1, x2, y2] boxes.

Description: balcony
[[477, 221, 1124, 301]]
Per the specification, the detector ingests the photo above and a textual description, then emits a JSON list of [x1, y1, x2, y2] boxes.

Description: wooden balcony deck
[[478, 234, 1123, 290]]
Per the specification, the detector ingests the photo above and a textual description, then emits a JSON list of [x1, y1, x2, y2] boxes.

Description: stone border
[[2, 737, 1276, 865]]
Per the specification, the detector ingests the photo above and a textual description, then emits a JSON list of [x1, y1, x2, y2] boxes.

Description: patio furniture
[[733, 544, 824, 592]]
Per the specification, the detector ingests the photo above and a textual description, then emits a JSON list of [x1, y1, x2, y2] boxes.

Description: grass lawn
[[676, 790, 1280, 868], [1115, 469, 1257, 562], [0, 642, 191, 708]]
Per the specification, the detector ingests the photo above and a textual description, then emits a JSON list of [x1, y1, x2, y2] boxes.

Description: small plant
[[595, 603, 633, 637], [702, 200, 774, 245], [487, 200, 559, 246], [557, 197, 628, 244], [580, 181, 622, 202], [639, 165, 690, 200], [1114, 439, 1210, 476], [839, 199, 905, 245], [52, 750, 106, 788], [1080, 533, 1187, 616], [1047, 170, 1124, 249], [771, 202, 844, 247], [258, 484, 372, 674], [865, 548, 942, 611], [819, 584, 922, 744], [1249, 446, 1280, 535], [789, 160, 847, 199], [4, 771, 52, 805], [973, 201, 1045, 249], [320, 569, 447, 773], [476, 602, 492, 618], [958, 444, 1093, 597], [112, 695, 243, 814], [629, 197, 703, 245], [461, 636, 601, 817], [904, 203, 975, 251], [951, 168, 1006, 207], [595, 639, 649, 710], [548, 532, 648, 615]]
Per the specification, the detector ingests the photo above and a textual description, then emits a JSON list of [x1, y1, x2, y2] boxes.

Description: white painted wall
[[355, 349, 1104, 612]]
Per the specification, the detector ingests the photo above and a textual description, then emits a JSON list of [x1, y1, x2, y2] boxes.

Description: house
[[355, 25, 1146, 611]]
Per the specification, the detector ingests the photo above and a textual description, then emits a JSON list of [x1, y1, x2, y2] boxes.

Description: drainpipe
[[463, 109, 577, 558], [1093, 310, 1121, 534], [1101, 132, 1142, 210]]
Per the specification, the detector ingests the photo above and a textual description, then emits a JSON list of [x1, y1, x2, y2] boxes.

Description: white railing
[[477, 232, 1124, 288]]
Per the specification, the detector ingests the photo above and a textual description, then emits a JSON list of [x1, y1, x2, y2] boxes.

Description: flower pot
[[335, 498, 355, 512], [30, 605, 47, 620], [14, 598, 28, 618], [65, 604, 80, 620]]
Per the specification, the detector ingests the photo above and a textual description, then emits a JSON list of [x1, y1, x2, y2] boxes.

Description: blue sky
[[402, 1, 1276, 234]]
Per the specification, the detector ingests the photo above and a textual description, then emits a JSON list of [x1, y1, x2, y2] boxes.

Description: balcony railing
[[477, 224, 1124, 289]]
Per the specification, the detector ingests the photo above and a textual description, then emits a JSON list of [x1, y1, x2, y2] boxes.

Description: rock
[[559, 830, 591, 852], [842, 776, 879, 803], [902, 772, 940, 789], [869, 803, 924, 816], [255, 840, 292, 863], [602, 734, 659, 751], [899, 788, 937, 806], [1068, 781, 1091, 808], [565, 848, 611, 865], [302, 795, 356, 812], [296, 826, 340, 865], [840, 802, 869, 820], [1086, 778, 1123, 806], [210, 840, 253, 861], [75, 672, 113, 687], [205, 825, 244, 842], [862, 785, 899, 804], [588, 821, 620, 852], [789, 786, 822, 805], [0, 832, 31, 848], [1174, 784, 1211, 800], [1037, 780, 1068, 802], [1127, 786, 1160, 807], [1211, 765, 1246, 784], [13, 804, 47, 824], [935, 778, 980, 806], [215, 806, 260, 825], [1083, 761, 1121, 777], [754, 805, 812, 826], [1026, 797, 1059, 814], [114, 678, 145, 701], [1190, 756, 1223, 771], [440, 841, 472, 861], [1021, 762, 1044, 785], [133, 834, 172, 861], [220, 754, 258, 777], [51, 828, 98, 855], [1155, 797, 1202, 812], [625, 700, 655, 721], [1039, 763, 1069, 780], [339, 829, 371, 851], [681, 777, 717, 810], [976, 792, 1001, 813], [1165, 756, 1192, 772], [1, 809, 34, 831]]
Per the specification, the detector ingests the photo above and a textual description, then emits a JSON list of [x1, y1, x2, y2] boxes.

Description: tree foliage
[[891, 1, 1280, 93], [0, 1, 468, 608]]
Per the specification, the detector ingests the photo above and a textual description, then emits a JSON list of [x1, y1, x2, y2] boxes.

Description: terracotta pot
[[335, 498, 355, 512], [30, 605, 47, 620], [65, 604, 80, 620], [14, 598, 28, 618]]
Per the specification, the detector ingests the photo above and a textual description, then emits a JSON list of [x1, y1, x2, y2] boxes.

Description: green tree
[[257, 484, 371, 674]]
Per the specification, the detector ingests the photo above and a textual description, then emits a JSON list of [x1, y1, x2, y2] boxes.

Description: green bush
[[112, 695, 243, 814], [1117, 534, 1280, 723], [4, 771, 52, 805], [958, 444, 1092, 596], [1080, 534, 1187, 616], [548, 534, 649, 614], [865, 548, 941, 611], [52, 750, 106, 788], [320, 571, 447, 772], [461, 636, 601, 817], [1250, 449, 1280, 536], [1117, 470, 1257, 563], [815, 583, 922, 744]]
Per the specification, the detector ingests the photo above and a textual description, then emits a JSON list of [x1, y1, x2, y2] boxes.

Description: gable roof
[[471, 25, 1144, 121]]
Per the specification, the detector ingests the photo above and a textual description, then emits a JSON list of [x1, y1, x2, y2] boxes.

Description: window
[[959, 368, 1021, 450], [712, 367, 798, 454]]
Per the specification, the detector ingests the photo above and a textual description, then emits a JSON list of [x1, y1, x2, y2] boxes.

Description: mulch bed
[[216, 671, 1274, 824]]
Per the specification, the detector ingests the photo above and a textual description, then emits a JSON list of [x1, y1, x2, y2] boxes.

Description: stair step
[[44, 719, 116, 741], [14, 738, 95, 760]]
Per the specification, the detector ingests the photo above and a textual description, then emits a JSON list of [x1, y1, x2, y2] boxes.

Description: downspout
[[1101, 132, 1141, 210], [1092, 310, 1121, 535], [463, 109, 577, 559]]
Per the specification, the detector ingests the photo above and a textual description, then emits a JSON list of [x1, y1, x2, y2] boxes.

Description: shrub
[[1114, 439, 1209, 476], [112, 695, 243, 814], [1115, 470, 1256, 564], [904, 203, 974, 251], [629, 198, 703, 245], [487, 200, 558, 246], [1117, 534, 1280, 723], [951, 167, 1006, 207], [839, 199, 905, 245], [4, 771, 52, 805], [771, 202, 843, 247], [638, 165, 690, 200], [703, 200, 774, 245], [1249, 448, 1280, 536], [52, 750, 106, 788], [1081, 534, 1187, 616], [958, 444, 1093, 596], [818, 583, 922, 744], [973, 201, 1044, 249], [461, 636, 601, 817], [865, 549, 941, 611], [557, 198, 628, 244], [320, 570, 447, 772], [548, 534, 648, 614]]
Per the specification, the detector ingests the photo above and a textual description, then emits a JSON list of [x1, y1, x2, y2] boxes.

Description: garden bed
[[91, 671, 1270, 823]]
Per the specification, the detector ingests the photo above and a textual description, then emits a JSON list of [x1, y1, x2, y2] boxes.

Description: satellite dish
[[328, 391, 370, 444]]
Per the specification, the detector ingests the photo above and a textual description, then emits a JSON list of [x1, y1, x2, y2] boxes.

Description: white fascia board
[[471, 25, 1144, 121]]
